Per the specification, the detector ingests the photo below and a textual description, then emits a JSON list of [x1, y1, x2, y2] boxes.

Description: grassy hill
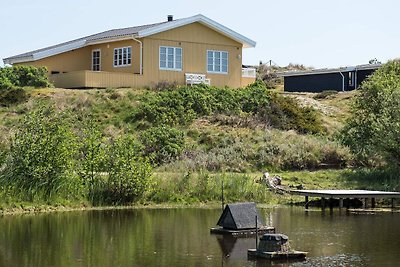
[[4, 82, 396, 210]]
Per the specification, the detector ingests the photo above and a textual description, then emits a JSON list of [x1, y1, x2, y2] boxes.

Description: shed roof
[[279, 63, 382, 77], [3, 14, 256, 65], [217, 202, 264, 230]]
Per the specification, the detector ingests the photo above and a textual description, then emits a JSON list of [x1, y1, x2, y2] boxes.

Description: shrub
[[0, 88, 29, 106], [340, 60, 400, 166], [76, 118, 107, 203], [102, 135, 152, 205], [133, 82, 324, 134], [0, 108, 78, 201], [2, 65, 52, 88], [262, 94, 325, 134], [140, 125, 185, 165]]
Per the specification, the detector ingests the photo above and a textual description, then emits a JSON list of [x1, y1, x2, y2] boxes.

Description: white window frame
[[207, 50, 228, 74], [159, 46, 182, 71], [113, 46, 132, 67], [92, 49, 101, 71]]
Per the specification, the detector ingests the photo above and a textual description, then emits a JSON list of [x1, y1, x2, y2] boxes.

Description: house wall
[[16, 22, 246, 88], [284, 72, 353, 92], [284, 68, 379, 93], [142, 22, 243, 88], [356, 69, 375, 88], [16, 39, 141, 74], [89, 40, 141, 74], [15, 46, 92, 73]]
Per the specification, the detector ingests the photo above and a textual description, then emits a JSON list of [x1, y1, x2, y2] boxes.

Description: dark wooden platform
[[290, 189, 400, 210], [210, 226, 275, 237], [248, 249, 307, 260]]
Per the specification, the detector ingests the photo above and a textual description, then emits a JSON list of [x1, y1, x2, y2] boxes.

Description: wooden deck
[[290, 189, 400, 210]]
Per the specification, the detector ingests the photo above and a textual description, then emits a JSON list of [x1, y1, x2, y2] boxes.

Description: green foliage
[[340, 60, 400, 166], [76, 118, 107, 202], [149, 171, 272, 204], [140, 126, 185, 165], [0, 65, 52, 89], [0, 108, 78, 201], [133, 82, 323, 134], [163, 129, 352, 172], [0, 88, 29, 106], [263, 94, 325, 134], [103, 136, 152, 205]]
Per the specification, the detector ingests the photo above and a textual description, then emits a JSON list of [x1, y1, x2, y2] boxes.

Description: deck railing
[[242, 67, 257, 78]]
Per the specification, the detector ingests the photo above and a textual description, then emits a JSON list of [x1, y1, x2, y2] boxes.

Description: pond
[[0, 207, 399, 267]]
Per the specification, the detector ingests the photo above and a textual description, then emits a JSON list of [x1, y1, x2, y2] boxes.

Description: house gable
[[146, 22, 242, 47]]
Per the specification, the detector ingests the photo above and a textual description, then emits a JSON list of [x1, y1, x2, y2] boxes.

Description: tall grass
[[149, 171, 273, 204]]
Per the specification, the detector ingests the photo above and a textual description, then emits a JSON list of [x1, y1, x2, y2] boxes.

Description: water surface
[[0, 207, 399, 266]]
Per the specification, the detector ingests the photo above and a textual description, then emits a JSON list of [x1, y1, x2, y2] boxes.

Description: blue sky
[[1, 0, 399, 68]]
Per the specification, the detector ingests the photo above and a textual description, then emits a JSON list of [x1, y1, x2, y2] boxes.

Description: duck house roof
[[217, 202, 264, 230]]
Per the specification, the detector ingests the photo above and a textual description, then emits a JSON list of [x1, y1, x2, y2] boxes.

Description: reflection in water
[[0, 207, 399, 267]]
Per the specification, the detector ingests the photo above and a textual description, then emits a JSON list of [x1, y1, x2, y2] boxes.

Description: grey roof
[[279, 63, 382, 77], [217, 202, 264, 230], [6, 21, 168, 60], [4, 14, 256, 64]]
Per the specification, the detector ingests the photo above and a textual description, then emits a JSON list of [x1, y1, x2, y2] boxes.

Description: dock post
[[329, 198, 333, 211], [305, 196, 309, 210], [339, 198, 343, 209], [321, 197, 325, 210], [391, 198, 395, 210], [364, 198, 368, 209], [346, 198, 350, 210], [371, 198, 376, 209]]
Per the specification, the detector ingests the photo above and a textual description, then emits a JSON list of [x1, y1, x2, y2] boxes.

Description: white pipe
[[355, 70, 358, 89], [339, 71, 345, 92], [132, 36, 143, 75]]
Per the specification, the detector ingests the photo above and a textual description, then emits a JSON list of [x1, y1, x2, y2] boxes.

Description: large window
[[159, 46, 182, 71], [207, 50, 228, 74], [92, 49, 101, 71], [114, 46, 131, 67]]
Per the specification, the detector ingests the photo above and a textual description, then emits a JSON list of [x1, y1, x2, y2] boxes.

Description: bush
[[0, 88, 29, 106], [102, 136, 152, 205], [340, 60, 400, 166], [0, 108, 79, 201], [0, 65, 52, 90], [140, 126, 185, 165], [262, 94, 325, 134], [163, 129, 352, 172], [76, 118, 107, 203]]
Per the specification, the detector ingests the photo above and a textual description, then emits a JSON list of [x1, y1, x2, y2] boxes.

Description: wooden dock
[[290, 189, 400, 210]]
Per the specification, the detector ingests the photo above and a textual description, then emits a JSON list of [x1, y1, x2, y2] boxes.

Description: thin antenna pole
[[221, 180, 224, 211]]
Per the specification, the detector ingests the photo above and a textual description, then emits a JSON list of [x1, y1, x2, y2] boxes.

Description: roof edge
[[138, 14, 256, 48]]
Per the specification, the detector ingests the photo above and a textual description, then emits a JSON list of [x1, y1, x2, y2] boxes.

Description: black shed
[[282, 63, 381, 93], [217, 202, 264, 230]]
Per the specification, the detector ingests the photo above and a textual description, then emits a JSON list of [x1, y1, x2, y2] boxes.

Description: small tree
[[0, 108, 78, 201], [77, 118, 107, 202], [105, 135, 152, 204], [340, 60, 400, 166]]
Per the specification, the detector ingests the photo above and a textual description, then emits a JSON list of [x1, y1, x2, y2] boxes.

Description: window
[[159, 46, 182, 71], [114, 47, 131, 67], [349, 72, 354, 86], [92, 50, 101, 71], [207, 50, 228, 74]]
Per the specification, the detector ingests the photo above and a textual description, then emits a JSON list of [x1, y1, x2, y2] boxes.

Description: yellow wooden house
[[3, 14, 256, 89]]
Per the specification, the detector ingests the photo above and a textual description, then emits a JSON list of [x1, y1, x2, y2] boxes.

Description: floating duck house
[[210, 202, 275, 236]]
